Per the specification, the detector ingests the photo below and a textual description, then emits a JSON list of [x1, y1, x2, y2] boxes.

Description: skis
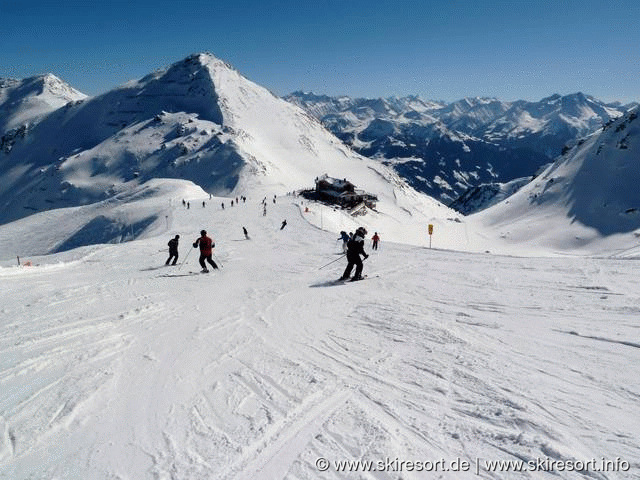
[[158, 270, 216, 278], [340, 274, 378, 283], [310, 274, 379, 287]]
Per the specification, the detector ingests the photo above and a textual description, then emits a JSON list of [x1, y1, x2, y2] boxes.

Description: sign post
[[428, 224, 434, 249]]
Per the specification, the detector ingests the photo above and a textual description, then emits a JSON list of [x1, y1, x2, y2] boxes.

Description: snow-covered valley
[[1, 198, 639, 479]]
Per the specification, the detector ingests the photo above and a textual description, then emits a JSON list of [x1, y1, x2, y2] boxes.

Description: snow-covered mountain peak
[[0, 73, 86, 131], [39, 73, 86, 99], [0, 73, 85, 102], [0, 53, 464, 252], [541, 93, 562, 104], [475, 106, 640, 252]]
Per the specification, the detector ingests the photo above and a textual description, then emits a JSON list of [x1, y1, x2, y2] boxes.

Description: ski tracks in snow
[[2, 203, 639, 478], [141, 244, 640, 479]]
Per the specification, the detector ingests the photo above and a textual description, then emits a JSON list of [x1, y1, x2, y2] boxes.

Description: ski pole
[[319, 254, 346, 270], [212, 253, 224, 268], [177, 246, 194, 271]]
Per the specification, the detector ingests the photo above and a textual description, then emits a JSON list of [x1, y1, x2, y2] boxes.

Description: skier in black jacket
[[340, 227, 369, 281], [165, 235, 180, 265]]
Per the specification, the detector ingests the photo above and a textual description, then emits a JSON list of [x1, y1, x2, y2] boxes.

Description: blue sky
[[2, 0, 638, 102]]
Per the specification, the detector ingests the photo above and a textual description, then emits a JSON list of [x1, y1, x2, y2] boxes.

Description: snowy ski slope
[[1, 196, 638, 479]]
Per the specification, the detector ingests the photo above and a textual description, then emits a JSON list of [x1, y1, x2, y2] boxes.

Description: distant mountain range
[[0, 54, 456, 251], [474, 106, 640, 252], [285, 92, 637, 210], [1, 53, 638, 255]]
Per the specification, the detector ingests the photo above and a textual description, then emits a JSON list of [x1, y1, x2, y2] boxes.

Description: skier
[[202, 201, 206, 208], [165, 235, 180, 265], [193, 230, 218, 273], [187, 202, 190, 209], [372, 232, 380, 250], [338, 231, 349, 253], [340, 227, 369, 281], [221, 202, 225, 209], [243, 226, 249, 239], [280, 219, 287, 230]]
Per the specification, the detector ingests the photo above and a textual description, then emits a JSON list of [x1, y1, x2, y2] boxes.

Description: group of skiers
[[166, 225, 377, 279], [165, 230, 219, 272], [338, 230, 380, 252], [221, 196, 247, 209], [169, 195, 379, 281]]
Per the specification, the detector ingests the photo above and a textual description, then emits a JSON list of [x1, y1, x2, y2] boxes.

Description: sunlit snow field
[[1, 198, 638, 479]]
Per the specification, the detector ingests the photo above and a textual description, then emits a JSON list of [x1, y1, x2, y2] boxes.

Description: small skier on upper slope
[[340, 227, 369, 281], [372, 232, 380, 250]]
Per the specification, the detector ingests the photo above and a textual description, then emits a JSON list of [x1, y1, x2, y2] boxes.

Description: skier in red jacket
[[371, 232, 380, 250], [193, 230, 218, 273]]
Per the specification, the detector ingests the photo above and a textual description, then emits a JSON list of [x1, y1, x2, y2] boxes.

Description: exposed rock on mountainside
[[286, 91, 631, 206]]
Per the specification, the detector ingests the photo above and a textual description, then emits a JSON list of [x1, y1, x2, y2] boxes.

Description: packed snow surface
[[1, 197, 638, 479]]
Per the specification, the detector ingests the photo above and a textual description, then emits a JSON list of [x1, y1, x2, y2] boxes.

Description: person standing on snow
[[372, 232, 380, 250], [338, 231, 349, 253], [340, 227, 369, 281], [193, 230, 218, 272], [243, 226, 249, 239], [165, 235, 180, 265], [280, 219, 287, 230]]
